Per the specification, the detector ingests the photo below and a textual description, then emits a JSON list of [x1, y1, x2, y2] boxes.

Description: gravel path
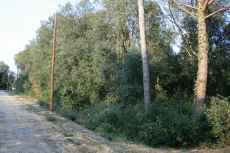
[[0, 91, 64, 153], [0, 90, 229, 153]]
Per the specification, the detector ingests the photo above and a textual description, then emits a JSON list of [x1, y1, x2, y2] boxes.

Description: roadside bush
[[136, 102, 207, 147], [82, 100, 209, 147], [38, 95, 230, 147], [86, 104, 124, 133], [15, 74, 31, 94], [205, 96, 230, 145]]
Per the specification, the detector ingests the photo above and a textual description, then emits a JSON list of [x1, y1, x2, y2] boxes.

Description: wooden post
[[49, 14, 57, 112]]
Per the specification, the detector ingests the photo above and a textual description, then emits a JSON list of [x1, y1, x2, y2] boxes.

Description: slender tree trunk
[[195, 0, 209, 113], [137, 0, 151, 110]]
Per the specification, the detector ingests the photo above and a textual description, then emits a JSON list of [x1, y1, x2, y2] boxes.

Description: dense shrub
[[77, 101, 210, 147], [14, 74, 31, 94], [39, 94, 230, 147], [206, 97, 230, 144], [137, 103, 204, 146]]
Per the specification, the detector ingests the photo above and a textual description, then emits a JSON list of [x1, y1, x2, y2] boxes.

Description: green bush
[[206, 96, 230, 144], [81, 101, 210, 147], [86, 104, 123, 131], [136, 102, 207, 147], [42, 96, 230, 147]]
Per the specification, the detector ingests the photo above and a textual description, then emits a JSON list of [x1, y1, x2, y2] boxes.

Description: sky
[[0, 0, 75, 72], [157, 0, 183, 53]]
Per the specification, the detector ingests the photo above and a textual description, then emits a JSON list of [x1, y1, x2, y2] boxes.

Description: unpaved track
[[0, 91, 64, 153]]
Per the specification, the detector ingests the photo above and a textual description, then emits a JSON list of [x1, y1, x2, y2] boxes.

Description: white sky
[[0, 0, 75, 72]]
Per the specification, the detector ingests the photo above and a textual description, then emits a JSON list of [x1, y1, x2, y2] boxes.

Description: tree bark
[[195, 0, 209, 113], [137, 0, 151, 110]]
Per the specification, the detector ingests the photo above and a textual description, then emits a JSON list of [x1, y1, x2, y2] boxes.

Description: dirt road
[[0, 91, 64, 153], [0, 91, 229, 153]]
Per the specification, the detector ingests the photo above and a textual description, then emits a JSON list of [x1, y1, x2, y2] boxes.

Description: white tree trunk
[[138, 0, 151, 110]]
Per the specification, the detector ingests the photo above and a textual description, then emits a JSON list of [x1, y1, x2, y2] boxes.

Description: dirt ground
[[0, 91, 229, 153]]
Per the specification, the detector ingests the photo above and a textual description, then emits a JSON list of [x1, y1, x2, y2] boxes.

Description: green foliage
[[119, 49, 143, 104], [13, 0, 230, 148], [206, 97, 230, 144], [181, 15, 230, 97], [15, 0, 172, 108], [77, 101, 210, 147], [62, 97, 230, 147], [14, 73, 30, 94], [141, 107, 211, 147], [0, 61, 9, 89]]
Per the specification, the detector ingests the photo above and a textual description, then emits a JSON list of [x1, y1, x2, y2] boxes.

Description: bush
[[205, 96, 230, 144], [81, 101, 209, 147], [136, 102, 207, 147], [50, 96, 230, 147]]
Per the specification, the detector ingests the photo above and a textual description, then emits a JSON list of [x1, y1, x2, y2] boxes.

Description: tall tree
[[170, 0, 230, 113], [138, 0, 151, 110]]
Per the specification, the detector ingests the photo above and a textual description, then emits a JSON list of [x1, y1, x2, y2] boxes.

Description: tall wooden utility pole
[[49, 14, 57, 112]]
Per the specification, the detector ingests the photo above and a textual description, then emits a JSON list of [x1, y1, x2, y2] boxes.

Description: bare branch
[[168, 1, 197, 57], [205, 6, 230, 19], [203, 0, 216, 11], [203, 0, 209, 11], [183, 4, 197, 10], [208, 0, 215, 5], [169, 0, 197, 17]]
